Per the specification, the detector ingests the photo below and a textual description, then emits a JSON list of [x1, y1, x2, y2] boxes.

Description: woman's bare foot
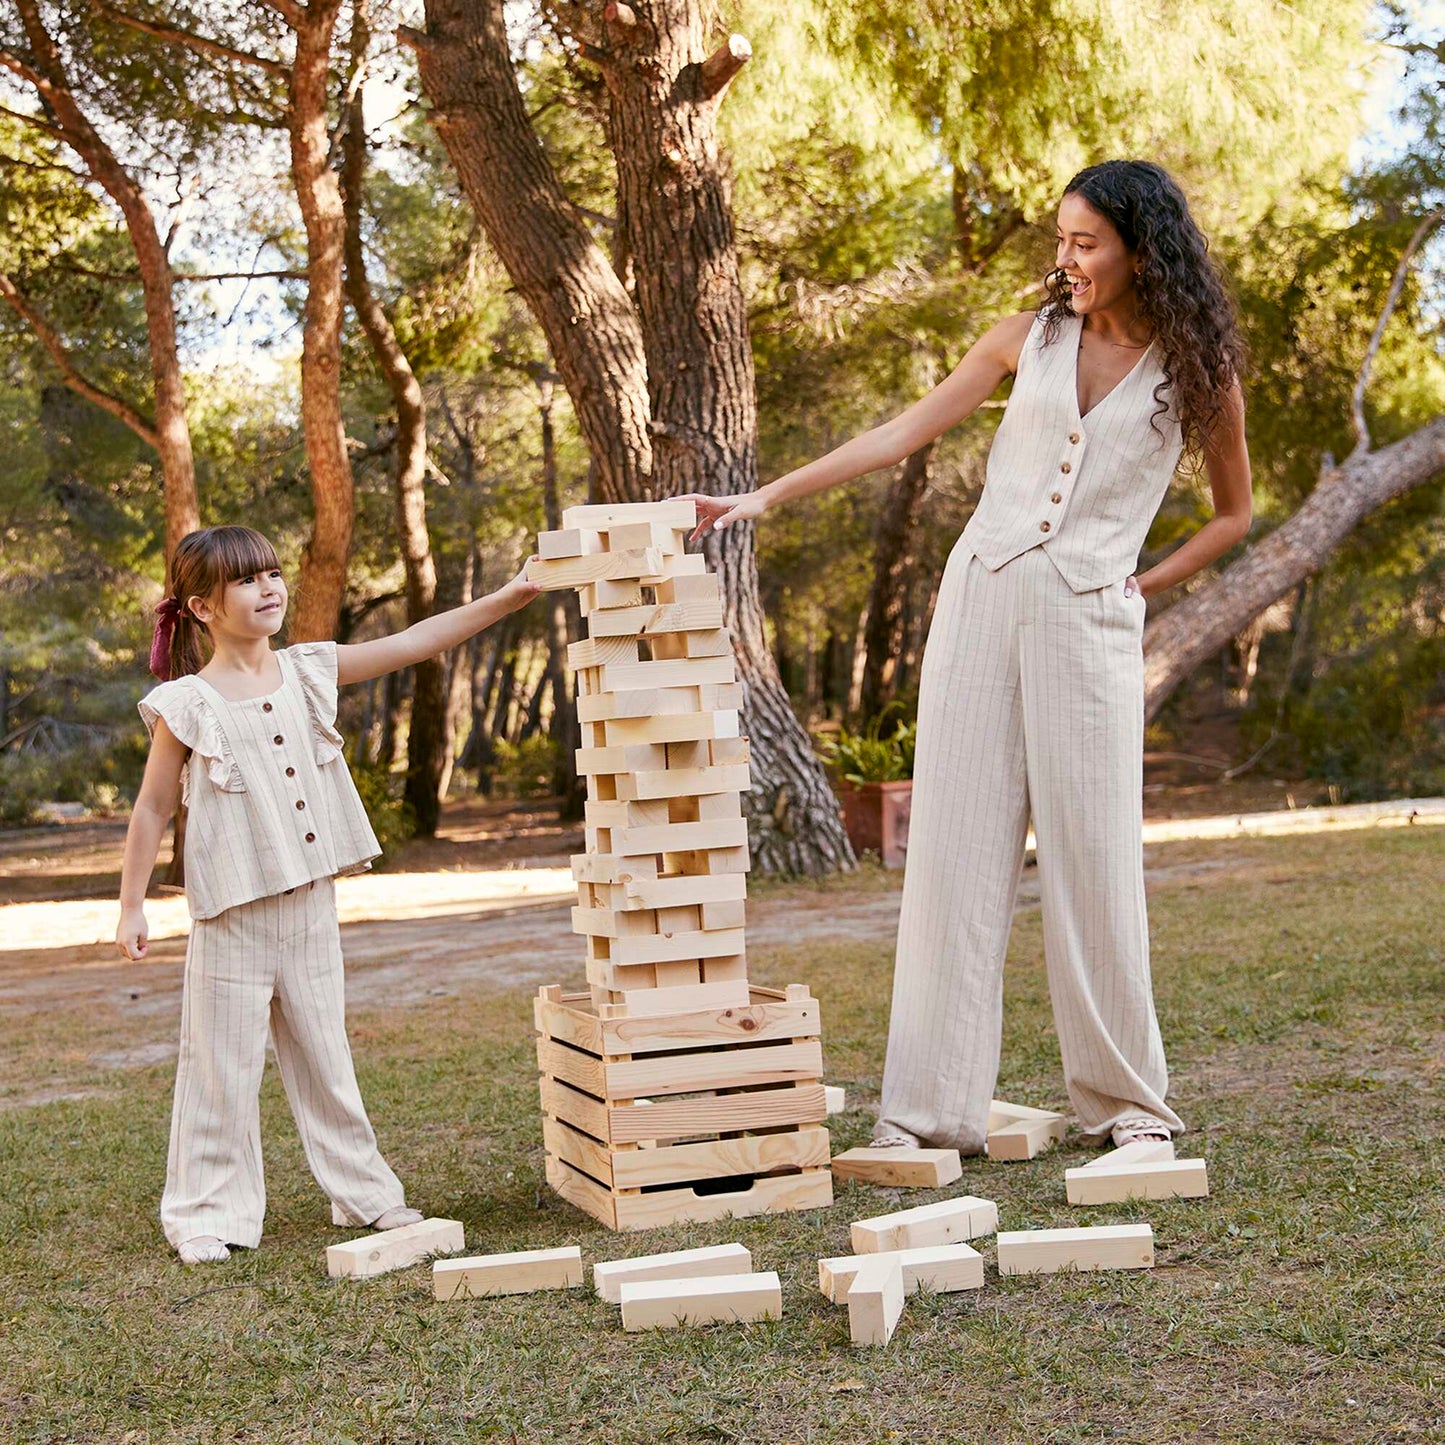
[[177, 1235, 230, 1265]]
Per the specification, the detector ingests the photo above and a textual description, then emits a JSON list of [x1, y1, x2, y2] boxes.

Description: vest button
[[1039, 520, 1051, 533], [1051, 492, 1063, 504], [1060, 461, 1072, 473], [285, 766, 296, 778], [273, 734, 283, 745], [305, 832, 316, 843], [295, 800, 306, 810], [1068, 432, 1081, 444], [262, 702, 273, 713]]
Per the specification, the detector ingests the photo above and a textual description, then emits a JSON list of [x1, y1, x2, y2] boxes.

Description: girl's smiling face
[[1055, 192, 1141, 315], [188, 567, 288, 640]]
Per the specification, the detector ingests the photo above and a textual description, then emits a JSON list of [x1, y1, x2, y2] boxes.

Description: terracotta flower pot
[[839, 779, 912, 868]]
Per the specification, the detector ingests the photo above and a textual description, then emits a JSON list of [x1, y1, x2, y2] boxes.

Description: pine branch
[[89, 3, 288, 75]]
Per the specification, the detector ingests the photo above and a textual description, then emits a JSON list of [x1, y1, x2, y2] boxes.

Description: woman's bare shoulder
[[979, 309, 1040, 376]]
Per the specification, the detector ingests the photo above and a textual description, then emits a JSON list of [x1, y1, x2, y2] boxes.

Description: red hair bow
[[149, 596, 183, 681]]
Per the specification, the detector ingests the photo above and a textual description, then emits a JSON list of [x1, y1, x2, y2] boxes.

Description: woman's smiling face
[[1055, 192, 1141, 314]]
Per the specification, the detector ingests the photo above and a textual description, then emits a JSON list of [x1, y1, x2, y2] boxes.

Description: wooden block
[[847, 1254, 904, 1347], [831, 1147, 963, 1189], [600, 655, 736, 693], [326, 1218, 464, 1279], [593, 1244, 753, 1303], [433, 1246, 583, 1300], [575, 742, 668, 775], [568, 635, 640, 670], [620, 1271, 781, 1331], [576, 686, 707, 723], [850, 1195, 998, 1254], [586, 598, 724, 638], [539, 528, 602, 560], [612, 816, 749, 857], [616, 765, 751, 801], [608, 978, 751, 1014], [681, 628, 732, 657], [654, 573, 720, 604], [604, 710, 740, 746], [996, 1223, 1155, 1275], [1065, 1157, 1209, 1206], [526, 548, 664, 590], [563, 498, 698, 531], [607, 926, 746, 967], [1079, 1139, 1175, 1171], [986, 1115, 1068, 1161], [570, 852, 659, 885], [620, 872, 747, 909], [584, 577, 647, 610], [585, 799, 670, 831], [606, 521, 684, 554], [987, 1098, 1066, 1131], [699, 897, 746, 930], [824, 1084, 846, 1115], [819, 1243, 984, 1304]]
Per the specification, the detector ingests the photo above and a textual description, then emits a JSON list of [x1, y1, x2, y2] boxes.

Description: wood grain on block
[[1065, 1157, 1209, 1205], [605, 520, 684, 554], [620, 1271, 782, 1331], [563, 498, 698, 530], [819, 1243, 984, 1304], [600, 654, 736, 693], [608, 926, 746, 967], [609, 978, 752, 1016], [847, 1254, 904, 1347], [585, 799, 669, 830], [604, 710, 741, 746], [593, 1243, 752, 1303], [526, 547, 664, 590], [616, 763, 751, 801], [850, 1195, 999, 1254], [570, 852, 659, 885], [1079, 1138, 1175, 1171], [610, 1126, 830, 1190], [599, 991, 820, 1053], [326, 1218, 464, 1279], [681, 628, 733, 657], [987, 1098, 1066, 1131], [432, 1246, 583, 1300], [620, 872, 748, 909], [539, 528, 603, 560], [700, 897, 746, 930], [576, 686, 709, 723], [584, 577, 646, 610], [574, 742, 668, 775], [825, 1084, 846, 1115], [603, 1038, 824, 1099], [997, 1223, 1155, 1275], [586, 597, 724, 638], [831, 1147, 963, 1189], [986, 1115, 1068, 1161], [654, 572, 720, 604], [612, 816, 749, 857], [606, 1083, 828, 1144], [568, 635, 640, 670]]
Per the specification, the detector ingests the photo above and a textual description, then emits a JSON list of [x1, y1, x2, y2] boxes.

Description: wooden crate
[[535, 983, 833, 1230]]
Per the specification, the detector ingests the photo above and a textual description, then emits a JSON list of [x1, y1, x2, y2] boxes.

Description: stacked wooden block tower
[[525, 498, 834, 1231]]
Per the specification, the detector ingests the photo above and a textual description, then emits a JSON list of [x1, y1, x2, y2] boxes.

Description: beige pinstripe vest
[[961, 308, 1183, 593]]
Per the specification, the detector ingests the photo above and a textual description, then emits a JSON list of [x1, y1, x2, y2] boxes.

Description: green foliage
[[491, 734, 561, 799], [344, 753, 417, 858], [820, 707, 916, 783]]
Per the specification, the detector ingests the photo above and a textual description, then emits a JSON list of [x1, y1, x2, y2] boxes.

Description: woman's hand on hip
[[682, 491, 767, 542]]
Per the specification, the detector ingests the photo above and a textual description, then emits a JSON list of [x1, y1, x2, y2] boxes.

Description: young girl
[[688, 159, 1254, 1154], [116, 525, 540, 1264]]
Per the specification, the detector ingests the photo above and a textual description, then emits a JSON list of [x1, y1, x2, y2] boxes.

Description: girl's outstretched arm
[[336, 560, 542, 687], [116, 719, 187, 961]]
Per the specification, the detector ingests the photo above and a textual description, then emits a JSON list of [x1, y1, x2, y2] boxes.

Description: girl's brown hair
[[156, 526, 281, 680]]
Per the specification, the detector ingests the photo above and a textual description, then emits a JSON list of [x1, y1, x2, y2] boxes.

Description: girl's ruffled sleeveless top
[[138, 642, 381, 920]]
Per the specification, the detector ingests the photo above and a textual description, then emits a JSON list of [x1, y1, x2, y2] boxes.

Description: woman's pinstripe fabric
[[160, 877, 405, 1249], [872, 307, 1186, 1153]]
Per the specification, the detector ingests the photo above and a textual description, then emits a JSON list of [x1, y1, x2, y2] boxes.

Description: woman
[[687, 159, 1253, 1153]]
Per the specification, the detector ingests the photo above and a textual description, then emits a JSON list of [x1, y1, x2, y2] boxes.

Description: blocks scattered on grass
[[432, 1246, 584, 1300], [824, 1085, 846, 1115], [986, 1114, 1068, 1162], [847, 1254, 905, 1347], [850, 1195, 998, 1254], [619, 1272, 782, 1331], [1065, 1157, 1208, 1206], [326, 1218, 464, 1279], [996, 1223, 1154, 1275], [831, 1146, 963, 1188], [592, 1243, 752, 1303], [1079, 1138, 1175, 1170], [818, 1243, 984, 1304]]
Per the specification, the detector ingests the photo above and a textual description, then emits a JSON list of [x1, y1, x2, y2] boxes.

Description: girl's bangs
[[212, 527, 281, 582]]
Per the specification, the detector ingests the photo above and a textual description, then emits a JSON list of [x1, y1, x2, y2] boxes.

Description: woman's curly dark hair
[[1040, 159, 1249, 469]]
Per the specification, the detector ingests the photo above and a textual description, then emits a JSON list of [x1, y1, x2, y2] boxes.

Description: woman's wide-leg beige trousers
[[873, 539, 1183, 1154]]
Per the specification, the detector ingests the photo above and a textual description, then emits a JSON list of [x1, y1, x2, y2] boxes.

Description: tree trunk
[[6, 0, 199, 574], [287, 0, 354, 642], [340, 3, 447, 832], [1143, 417, 1445, 719], [858, 438, 936, 720], [408, 0, 854, 874]]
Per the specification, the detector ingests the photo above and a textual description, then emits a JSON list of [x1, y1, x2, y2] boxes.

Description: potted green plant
[[819, 708, 915, 867]]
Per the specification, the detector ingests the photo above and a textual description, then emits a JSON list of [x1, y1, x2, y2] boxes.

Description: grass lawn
[[1, 827, 1441, 1443]]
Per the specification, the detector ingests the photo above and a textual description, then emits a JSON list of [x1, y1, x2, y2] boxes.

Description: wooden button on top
[[1039, 520, 1051, 532], [1068, 432, 1081, 444], [305, 832, 316, 843], [285, 766, 296, 778], [262, 702, 273, 713], [295, 800, 306, 810], [1051, 492, 1063, 504], [1060, 461, 1072, 473], [273, 735, 283, 745]]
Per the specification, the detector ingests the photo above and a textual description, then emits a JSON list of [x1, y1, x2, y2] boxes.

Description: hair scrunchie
[[149, 596, 184, 681]]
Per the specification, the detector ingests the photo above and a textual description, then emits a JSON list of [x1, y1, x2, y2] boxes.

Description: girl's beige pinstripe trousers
[[160, 877, 405, 1248], [873, 540, 1184, 1153]]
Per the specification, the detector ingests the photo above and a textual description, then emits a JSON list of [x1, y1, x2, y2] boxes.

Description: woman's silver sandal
[[1111, 1115, 1172, 1148]]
